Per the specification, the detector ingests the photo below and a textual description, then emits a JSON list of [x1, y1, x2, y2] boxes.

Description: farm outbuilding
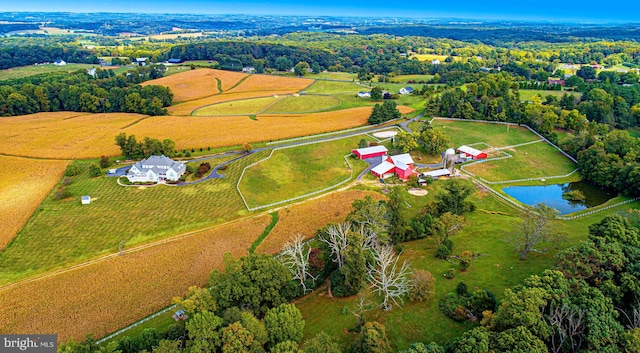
[[81, 196, 91, 205], [457, 145, 488, 160], [421, 169, 451, 179], [352, 146, 388, 160], [371, 161, 396, 179]]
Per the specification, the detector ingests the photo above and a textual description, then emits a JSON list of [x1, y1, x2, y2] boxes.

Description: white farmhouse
[[126, 155, 186, 183]]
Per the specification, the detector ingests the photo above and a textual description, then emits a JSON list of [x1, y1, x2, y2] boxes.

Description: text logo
[[1, 335, 57, 353]]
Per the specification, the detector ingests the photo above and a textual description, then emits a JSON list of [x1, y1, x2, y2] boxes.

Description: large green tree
[[264, 304, 305, 348], [209, 253, 292, 315]]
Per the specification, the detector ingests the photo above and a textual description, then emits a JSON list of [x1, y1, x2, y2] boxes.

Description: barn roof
[[354, 145, 388, 156], [457, 145, 484, 156], [388, 153, 414, 165], [371, 161, 396, 175], [422, 169, 451, 177]]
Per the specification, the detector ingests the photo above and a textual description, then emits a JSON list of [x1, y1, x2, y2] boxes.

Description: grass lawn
[[305, 72, 358, 81], [193, 94, 344, 115], [519, 89, 581, 102], [431, 119, 541, 147], [628, 127, 640, 138], [262, 95, 341, 113], [389, 74, 434, 83], [464, 142, 578, 182], [0, 63, 97, 81], [296, 181, 554, 350], [194, 96, 280, 115], [0, 150, 272, 285], [238, 136, 370, 207]]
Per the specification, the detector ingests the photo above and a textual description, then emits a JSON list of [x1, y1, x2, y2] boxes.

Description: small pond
[[503, 182, 614, 215]]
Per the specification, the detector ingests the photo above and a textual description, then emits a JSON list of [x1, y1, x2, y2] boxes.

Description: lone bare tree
[[280, 234, 316, 293], [545, 302, 585, 353], [318, 222, 351, 269], [507, 203, 560, 260], [367, 244, 412, 310]]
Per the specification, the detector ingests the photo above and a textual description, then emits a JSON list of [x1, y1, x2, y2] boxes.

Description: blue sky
[[4, 0, 640, 23]]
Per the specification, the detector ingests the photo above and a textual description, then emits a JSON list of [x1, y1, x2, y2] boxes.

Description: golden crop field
[[167, 91, 294, 115], [256, 190, 385, 254], [227, 74, 313, 93], [168, 74, 314, 115], [0, 106, 413, 159], [0, 156, 69, 250], [0, 215, 271, 342], [141, 69, 247, 102], [128, 107, 379, 149], [0, 112, 147, 159]]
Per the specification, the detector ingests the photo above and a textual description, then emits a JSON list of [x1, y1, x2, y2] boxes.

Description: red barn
[[371, 161, 396, 179], [352, 145, 388, 159], [457, 145, 488, 160], [370, 153, 418, 180], [394, 162, 417, 180]]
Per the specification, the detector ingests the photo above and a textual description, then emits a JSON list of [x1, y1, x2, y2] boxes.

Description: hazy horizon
[[3, 0, 639, 24]]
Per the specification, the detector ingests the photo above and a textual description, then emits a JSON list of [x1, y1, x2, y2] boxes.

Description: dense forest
[[0, 45, 99, 69], [0, 66, 172, 116]]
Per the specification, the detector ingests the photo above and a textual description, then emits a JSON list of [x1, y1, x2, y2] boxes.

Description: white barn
[[126, 155, 186, 183]]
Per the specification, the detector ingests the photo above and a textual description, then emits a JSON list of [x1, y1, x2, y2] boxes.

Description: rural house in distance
[[126, 155, 186, 183]]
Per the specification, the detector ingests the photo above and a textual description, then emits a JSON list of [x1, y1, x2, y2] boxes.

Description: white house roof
[[129, 155, 185, 176], [372, 161, 396, 175], [388, 153, 414, 165], [394, 161, 411, 171], [422, 169, 451, 177], [457, 145, 483, 156], [354, 145, 388, 156]]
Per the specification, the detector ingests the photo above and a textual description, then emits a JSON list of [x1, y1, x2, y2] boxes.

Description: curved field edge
[[0, 189, 382, 342], [140, 69, 247, 103], [0, 215, 271, 343], [192, 94, 342, 116], [0, 156, 69, 251], [0, 107, 413, 159], [238, 135, 372, 208]]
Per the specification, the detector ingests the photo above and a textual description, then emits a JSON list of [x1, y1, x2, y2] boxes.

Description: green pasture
[[262, 95, 341, 113], [194, 96, 280, 115], [305, 72, 358, 81], [388, 74, 434, 83], [431, 119, 540, 147], [463, 141, 578, 182], [519, 89, 581, 102], [0, 151, 272, 285], [192, 94, 343, 116], [191, 79, 426, 115], [0, 63, 97, 81], [238, 136, 370, 207], [298, 180, 639, 350]]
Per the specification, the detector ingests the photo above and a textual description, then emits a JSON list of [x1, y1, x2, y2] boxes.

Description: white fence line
[[558, 197, 640, 220], [241, 154, 354, 211], [433, 117, 578, 163], [265, 118, 403, 146], [96, 305, 177, 344]]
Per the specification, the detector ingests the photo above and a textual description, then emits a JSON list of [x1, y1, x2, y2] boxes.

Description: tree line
[[0, 45, 99, 70], [0, 66, 172, 116]]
